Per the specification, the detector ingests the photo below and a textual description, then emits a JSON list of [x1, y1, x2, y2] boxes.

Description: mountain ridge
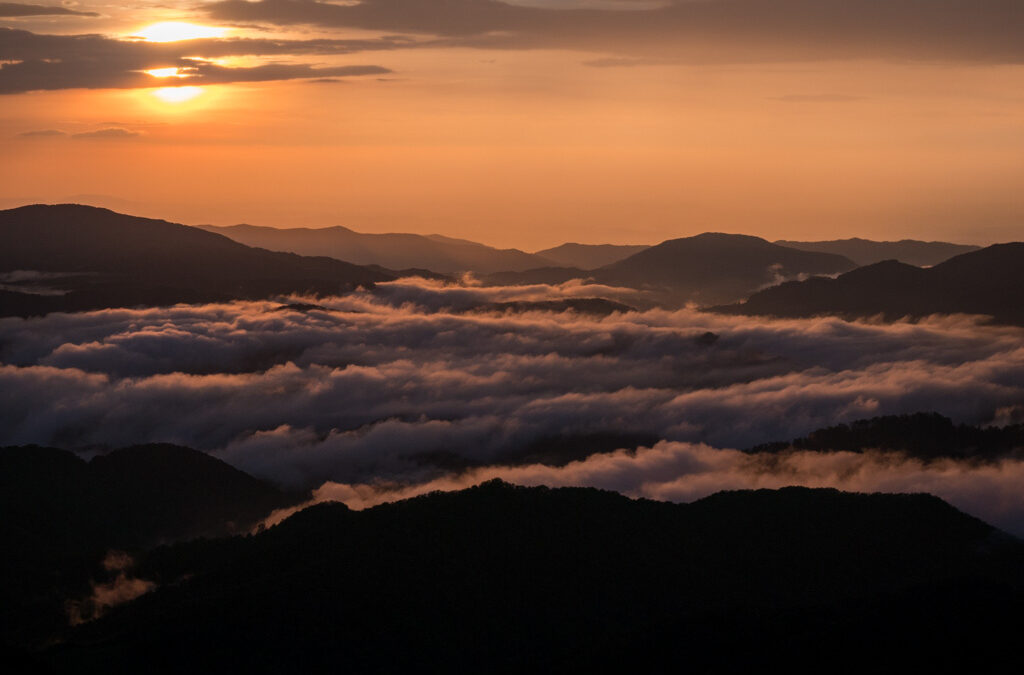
[[200, 222, 553, 274], [0, 204, 394, 317], [714, 242, 1024, 325], [488, 232, 857, 304], [776, 237, 980, 266], [42, 479, 1024, 673]]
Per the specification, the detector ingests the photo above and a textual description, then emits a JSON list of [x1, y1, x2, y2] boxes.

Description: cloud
[[163, 61, 390, 85], [6, 0, 1020, 94], [18, 128, 67, 137], [65, 551, 156, 626], [0, 2, 97, 17], [206, 0, 1024, 64], [2, 278, 1022, 493], [0, 27, 397, 94], [71, 127, 140, 139], [267, 443, 1024, 537]]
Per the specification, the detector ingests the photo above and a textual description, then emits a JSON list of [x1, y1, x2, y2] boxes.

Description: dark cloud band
[[207, 0, 1024, 63], [0, 27, 396, 94]]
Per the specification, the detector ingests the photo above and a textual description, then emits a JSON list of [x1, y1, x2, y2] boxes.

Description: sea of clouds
[[3, 277, 1024, 531]]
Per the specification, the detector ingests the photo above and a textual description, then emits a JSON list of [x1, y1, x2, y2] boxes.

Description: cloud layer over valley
[[3, 277, 1024, 530]]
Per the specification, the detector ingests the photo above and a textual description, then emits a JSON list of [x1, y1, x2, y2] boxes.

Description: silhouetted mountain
[[0, 444, 303, 651], [199, 223, 552, 274], [41, 481, 1023, 673], [596, 233, 856, 304], [0, 204, 393, 317], [533, 243, 649, 269], [749, 412, 1024, 460], [1, 445, 301, 548], [715, 243, 1024, 325], [487, 234, 856, 304], [776, 237, 979, 267]]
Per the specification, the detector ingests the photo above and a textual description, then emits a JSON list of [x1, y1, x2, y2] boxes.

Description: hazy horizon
[[3, 1, 1023, 249], [0, 198, 1003, 250]]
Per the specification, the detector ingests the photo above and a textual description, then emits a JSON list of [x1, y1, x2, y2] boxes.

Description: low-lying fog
[[3, 277, 1024, 533]]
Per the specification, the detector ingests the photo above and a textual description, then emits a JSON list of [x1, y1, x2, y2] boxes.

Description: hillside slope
[[0, 205, 393, 316], [42, 481, 1024, 673], [715, 243, 1024, 325], [200, 223, 551, 274], [776, 237, 979, 266]]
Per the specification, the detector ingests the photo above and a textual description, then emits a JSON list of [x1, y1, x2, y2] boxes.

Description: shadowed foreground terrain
[[0, 445, 305, 653], [6, 479, 1019, 673]]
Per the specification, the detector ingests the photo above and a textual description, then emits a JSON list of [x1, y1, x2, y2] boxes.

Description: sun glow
[[152, 86, 203, 103], [134, 22, 228, 42], [146, 67, 188, 78]]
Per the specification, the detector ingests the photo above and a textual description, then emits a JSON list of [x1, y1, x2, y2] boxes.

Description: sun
[[134, 22, 228, 42], [152, 86, 204, 103]]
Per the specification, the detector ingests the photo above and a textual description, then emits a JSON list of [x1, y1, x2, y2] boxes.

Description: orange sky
[[1, 1, 1022, 249]]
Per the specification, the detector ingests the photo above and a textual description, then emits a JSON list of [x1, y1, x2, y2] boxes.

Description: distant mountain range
[[0, 204, 394, 317], [2, 204, 1008, 318], [203, 224, 978, 274], [199, 223, 552, 275], [776, 237, 979, 267], [489, 233, 857, 304], [715, 243, 1024, 325], [532, 242, 649, 268], [34, 480, 1024, 673]]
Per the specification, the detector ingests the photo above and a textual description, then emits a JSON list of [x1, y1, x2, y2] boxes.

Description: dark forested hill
[[488, 233, 856, 304], [748, 412, 1024, 459], [714, 243, 1024, 325], [0, 444, 304, 656], [0, 205, 394, 317], [37, 480, 1024, 673]]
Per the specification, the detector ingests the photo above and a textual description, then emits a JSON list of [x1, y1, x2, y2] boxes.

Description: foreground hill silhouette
[[199, 223, 552, 274], [776, 237, 979, 267], [0, 205, 393, 317], [715, 243, 1024, 325], [0, 444, 304, 653], [488, 233, 856, 304], [39, 481, 1024, 673]]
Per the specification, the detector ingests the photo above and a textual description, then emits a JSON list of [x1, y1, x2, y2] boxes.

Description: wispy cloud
[[0, 27, 396, 94], [71, 127, 140, 139], [19, 128, 67, 137], [207, 0, 1024, 64], [0, 2, 98, 17]]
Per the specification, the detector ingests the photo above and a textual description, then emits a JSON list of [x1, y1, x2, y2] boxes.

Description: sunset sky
[[2, 0, 1022, 248]]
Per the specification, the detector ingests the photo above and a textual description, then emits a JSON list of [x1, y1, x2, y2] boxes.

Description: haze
[[3, 0, 1023, 248]]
